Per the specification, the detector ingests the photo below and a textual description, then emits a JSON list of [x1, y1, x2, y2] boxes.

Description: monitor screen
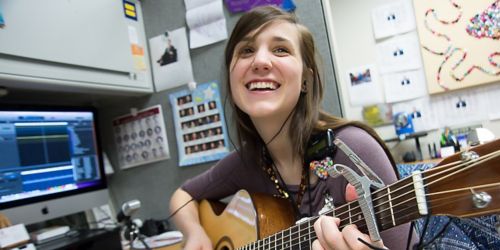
[[0, 106, 108, 225]]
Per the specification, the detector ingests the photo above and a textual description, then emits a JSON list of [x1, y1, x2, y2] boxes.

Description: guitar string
[[261, 184, 499, 249], [428, 182, 500, 197], [240, 150, 500, 248], [245, 150, 500, 248], [331, 150, 500, 228], [340, 150, 500, 223], [243, 152, 498, 249], [269, 181, 499, 250], [249, 150, 496, 248]]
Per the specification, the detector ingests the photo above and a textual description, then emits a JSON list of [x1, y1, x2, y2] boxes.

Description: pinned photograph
[[346, 65, 384, 106], [156, 36, 177, 66], [149, 27, 194, 92], [349, 68, 372, 86]]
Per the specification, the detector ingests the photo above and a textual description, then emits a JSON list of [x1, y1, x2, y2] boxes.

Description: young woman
[[170, 6, 412, 250]]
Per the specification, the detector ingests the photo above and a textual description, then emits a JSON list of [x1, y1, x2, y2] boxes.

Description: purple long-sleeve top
[[181, 125, 415, 249]]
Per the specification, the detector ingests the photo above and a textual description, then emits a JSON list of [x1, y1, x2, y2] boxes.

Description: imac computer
[[0, 106, 109, 225]]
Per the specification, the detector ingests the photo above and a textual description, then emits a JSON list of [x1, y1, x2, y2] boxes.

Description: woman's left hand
[[312, 184, 386, 250]]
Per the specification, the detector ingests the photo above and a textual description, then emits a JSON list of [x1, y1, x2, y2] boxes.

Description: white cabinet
[[0, 0, 153, 94]]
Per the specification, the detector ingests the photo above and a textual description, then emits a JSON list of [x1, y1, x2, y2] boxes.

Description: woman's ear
[[302, 68, 314, 93]]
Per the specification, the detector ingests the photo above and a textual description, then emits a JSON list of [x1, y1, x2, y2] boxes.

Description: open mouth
[[246, 82, 281, 91]]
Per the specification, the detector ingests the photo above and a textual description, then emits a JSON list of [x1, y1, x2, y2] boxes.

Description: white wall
[[323, 0, 500, 162]]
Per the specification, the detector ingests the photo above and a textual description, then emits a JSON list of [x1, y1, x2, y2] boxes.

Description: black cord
[[265, 106, 295, 145], [357, 238, 387, 250], [406, 220, 415, 250], [165, 94, 256, 222], [136, 233, 152, 250], [165, 198, 195, 221], [306, 165, 313, 217], [166, 87, 297, 224], [415, 215, 431, 249]]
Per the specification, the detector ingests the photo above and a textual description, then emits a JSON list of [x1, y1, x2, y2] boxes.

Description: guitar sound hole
[[214, 236, 234, 250]]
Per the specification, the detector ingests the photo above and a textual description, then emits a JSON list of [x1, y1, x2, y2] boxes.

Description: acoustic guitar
[[198, 139, 500, 249]]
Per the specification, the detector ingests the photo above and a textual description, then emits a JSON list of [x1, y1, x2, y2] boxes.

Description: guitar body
[[199, 189, 296, 249]]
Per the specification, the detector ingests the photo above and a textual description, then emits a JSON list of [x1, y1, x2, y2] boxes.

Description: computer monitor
[[0, 105, 109, 225]]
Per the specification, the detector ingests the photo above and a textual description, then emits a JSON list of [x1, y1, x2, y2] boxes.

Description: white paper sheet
[[185, 0, 228, 49], [375, 32, 422, 73], [382, 69, 427, 103], [371, 1, 416, 39], [149, 27, 194, 91], [479, 84, 500, 121], [430, 89, 488, 127], [346, 65, 384, 107], [392, 97, 439, 132]]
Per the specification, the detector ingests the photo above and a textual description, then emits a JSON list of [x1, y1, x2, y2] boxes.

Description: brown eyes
[[238, 47, 254, 56], [273, 47, 290, 55], [236, 46, 290, 57]]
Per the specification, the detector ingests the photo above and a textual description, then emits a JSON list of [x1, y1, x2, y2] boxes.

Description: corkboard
[[413, 0, 500, 94]]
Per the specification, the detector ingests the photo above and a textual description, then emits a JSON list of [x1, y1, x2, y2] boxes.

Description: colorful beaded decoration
[[422, 0, 500, 90], [422, 0, 462, 56], [466, 0, 499, 40], [309, 157, 333, 180]]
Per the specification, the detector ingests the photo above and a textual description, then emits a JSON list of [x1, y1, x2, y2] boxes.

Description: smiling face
[[229, 21, 304, 120]]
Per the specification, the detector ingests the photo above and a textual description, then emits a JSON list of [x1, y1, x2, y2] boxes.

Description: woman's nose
[[252, 49, 272, 72]]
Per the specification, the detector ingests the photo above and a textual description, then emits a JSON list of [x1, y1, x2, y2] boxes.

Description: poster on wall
[[375, 31, 423, 73], [346, 64, 384, 106], [413, 0, 500, 94], [371, 1, 416, 39], [113, 105, 171, 170], [185, 0, 228, 49], [430, 89, 488, 127], [382, 69, 427, 103], [149, 27, 194, 92], [169, 82, 230, 167]]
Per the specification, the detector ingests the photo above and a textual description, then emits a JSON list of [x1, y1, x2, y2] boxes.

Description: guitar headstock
[[424, 139, 500, 218]]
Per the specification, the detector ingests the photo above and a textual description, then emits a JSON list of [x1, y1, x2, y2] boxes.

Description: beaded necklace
[[261, 148, 308, 211]]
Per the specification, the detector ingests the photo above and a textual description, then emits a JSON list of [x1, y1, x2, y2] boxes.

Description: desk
[[36, 227, 121, 250], [384, 131, 428, 161]]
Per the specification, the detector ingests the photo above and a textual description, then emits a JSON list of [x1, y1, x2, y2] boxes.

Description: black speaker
[[139, 219, 170, 237]]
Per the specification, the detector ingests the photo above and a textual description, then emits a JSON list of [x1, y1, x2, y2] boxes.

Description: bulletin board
[[413, 0, 500, 94]]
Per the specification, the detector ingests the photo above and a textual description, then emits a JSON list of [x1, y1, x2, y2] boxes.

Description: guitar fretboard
[[239, 177, 422, 249]]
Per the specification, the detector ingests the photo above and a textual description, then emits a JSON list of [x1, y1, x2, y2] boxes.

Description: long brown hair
[[224, 6, 397, 171]]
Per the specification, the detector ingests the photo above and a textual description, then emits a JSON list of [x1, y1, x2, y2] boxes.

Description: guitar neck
[[239, 141, 500, 249], [239, 177, 422, 249]]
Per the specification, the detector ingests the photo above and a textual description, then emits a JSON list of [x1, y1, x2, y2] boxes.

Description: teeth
[[248, 82, 278, 91]]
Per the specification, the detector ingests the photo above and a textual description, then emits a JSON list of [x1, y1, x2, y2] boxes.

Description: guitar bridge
[[318, 192, 335, 216]]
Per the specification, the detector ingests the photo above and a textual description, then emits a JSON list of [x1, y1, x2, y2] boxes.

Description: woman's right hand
[[183, 224, 213, 250]]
